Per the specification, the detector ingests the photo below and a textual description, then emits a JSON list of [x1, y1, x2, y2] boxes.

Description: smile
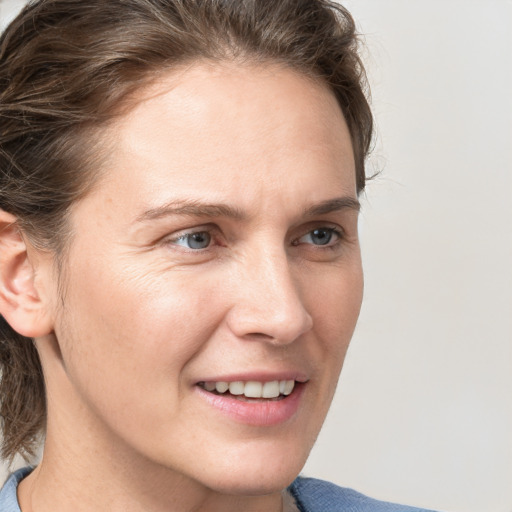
[[198, 380, 295, 399], [195, 379, 305, 426]]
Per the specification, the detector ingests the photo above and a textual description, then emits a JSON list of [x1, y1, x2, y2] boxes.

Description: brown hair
[[0, 0, 373, 461]]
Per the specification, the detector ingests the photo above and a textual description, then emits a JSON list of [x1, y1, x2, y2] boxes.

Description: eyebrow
[[136, 199, 247, 223], [135, 196, 360, 223], [303, 197, 360, 217]]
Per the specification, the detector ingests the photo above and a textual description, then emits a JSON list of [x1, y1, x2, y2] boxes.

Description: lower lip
[[195, 383, 305, 427]]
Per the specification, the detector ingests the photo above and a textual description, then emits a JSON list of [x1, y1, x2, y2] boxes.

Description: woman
[[0, 1, 435, 511]]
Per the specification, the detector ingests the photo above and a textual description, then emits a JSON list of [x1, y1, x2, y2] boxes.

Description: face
[[40, 63, 363, 496]]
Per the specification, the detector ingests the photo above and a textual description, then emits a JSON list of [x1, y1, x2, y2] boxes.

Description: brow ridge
[[136, 199, 247, 222], [136, 196, 360, 223], [303, 197, 360, 217]]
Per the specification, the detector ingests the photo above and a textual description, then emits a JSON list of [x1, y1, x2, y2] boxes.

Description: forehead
[[86, 62, 356, 216]]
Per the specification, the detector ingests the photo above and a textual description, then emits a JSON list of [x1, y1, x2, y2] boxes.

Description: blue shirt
[[0, 467, 437, 511]]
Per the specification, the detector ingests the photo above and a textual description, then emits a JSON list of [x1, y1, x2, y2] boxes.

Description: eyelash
[[164, 225, 344, 252]]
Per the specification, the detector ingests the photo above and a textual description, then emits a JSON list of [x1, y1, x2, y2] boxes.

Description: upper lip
[[195, 370, 309, 384]]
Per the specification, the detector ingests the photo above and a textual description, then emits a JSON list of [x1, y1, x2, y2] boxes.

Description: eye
[[171, 231, 212, 250], [295, 227, 341, 247]]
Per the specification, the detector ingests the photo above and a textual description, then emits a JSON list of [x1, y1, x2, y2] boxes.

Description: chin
[[207, 470, 300, 497], [195, 440, 311, 496]]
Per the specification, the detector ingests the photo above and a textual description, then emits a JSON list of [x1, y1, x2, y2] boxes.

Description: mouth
[[197, 379, 296, 402], [195, 375, 307, 426]]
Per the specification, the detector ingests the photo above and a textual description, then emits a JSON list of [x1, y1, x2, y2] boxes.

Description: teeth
[[283, 380, 295, 396], [244, 381, 263, 398], [215, 381, 229, 393], [279, 380, 294, 395], [228, 381, 244, 395], [205, 380, 295, 398], [262, 381, 280, 398]]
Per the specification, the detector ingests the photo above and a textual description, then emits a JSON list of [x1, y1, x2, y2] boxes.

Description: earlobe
[[0, 211, 54, 338]]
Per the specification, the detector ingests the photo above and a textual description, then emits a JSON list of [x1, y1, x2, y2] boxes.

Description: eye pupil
[[311, 229, 332, 245], [187, 232, 211, 249]]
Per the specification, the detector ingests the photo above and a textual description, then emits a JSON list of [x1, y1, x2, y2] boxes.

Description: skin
[[9, 62, 363, 512]]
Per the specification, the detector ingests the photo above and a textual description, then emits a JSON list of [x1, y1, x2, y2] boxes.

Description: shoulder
[[288, 476, 438, 512], [0, 467, 32, 512]]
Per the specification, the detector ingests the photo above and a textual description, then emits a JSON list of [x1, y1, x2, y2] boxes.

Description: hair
[[0, 0, 373, 461]]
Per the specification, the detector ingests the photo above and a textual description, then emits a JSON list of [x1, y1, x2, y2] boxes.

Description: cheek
[[311, 263, 363, 395], [299, 259, 362, 378], [307, 260, 363, 340], [54, 259, 225, 413]]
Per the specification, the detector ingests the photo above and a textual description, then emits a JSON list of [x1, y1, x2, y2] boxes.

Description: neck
[[18, 454, 287, 512], [17, 405, 286, 512]]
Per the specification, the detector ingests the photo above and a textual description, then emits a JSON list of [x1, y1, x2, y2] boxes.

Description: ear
[[0, 210, 54, 338]]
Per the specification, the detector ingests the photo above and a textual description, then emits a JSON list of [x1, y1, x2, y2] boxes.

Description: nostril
[[243, 332, 274, 341]]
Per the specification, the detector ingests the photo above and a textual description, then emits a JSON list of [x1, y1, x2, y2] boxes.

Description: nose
[[226, 246, 313, 344]]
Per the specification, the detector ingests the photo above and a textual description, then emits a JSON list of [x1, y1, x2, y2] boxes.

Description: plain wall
[[1, 1, 511, 511]]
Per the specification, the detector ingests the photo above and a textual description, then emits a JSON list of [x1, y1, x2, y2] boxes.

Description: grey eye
[[175, 231, 212, 249], [298, 228, 339, 246]]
